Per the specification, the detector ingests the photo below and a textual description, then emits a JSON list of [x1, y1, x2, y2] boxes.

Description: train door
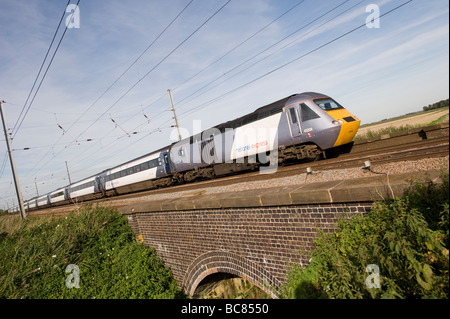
[[95, 174, 106, 195], [162, 152, 172, 174], [286, 105, 302, 138], [64, 187, 70, 200]]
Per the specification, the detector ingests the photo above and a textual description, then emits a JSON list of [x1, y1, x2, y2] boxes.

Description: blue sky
[[0, 0, 448, 209]]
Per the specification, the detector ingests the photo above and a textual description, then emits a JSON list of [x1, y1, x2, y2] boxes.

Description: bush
[[0, 205, 184, 299], [282, 171, 449, 299]]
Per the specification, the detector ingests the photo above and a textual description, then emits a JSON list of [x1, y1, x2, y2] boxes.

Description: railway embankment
[[118, 168, 447, 214]]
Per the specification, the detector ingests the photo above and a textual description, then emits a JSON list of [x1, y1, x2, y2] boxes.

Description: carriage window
[[52, 191, 64, 198], [301, 103, 320, 122], [141, 162, 149, 170], [314, 98, 343, 110], [289, 108, 298, 124]]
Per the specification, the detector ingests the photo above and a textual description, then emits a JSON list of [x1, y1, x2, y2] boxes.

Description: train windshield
[[314, 98, 344, 111]]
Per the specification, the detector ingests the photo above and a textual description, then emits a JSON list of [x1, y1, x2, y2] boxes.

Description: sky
[[0, 0, 449, 209]]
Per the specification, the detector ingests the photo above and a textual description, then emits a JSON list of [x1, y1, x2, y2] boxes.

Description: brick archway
[[182, 250, 280, 298]]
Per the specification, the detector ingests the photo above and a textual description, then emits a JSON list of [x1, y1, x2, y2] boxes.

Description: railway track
[[29, 123, 449, 216]]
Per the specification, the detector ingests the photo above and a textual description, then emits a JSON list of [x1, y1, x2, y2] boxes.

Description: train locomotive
[[23, 92, 360, 211]]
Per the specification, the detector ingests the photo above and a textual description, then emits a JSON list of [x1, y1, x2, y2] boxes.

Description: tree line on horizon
[[423, 99, 449, 112]]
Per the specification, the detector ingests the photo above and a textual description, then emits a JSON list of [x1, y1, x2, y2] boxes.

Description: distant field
[[356, 108, 449, 139]]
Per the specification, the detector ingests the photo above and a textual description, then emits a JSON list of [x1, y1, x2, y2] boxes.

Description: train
[[20, 92, 360, 211]]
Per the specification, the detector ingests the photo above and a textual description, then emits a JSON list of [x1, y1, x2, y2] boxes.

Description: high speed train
[[23, 92, 360, 211]]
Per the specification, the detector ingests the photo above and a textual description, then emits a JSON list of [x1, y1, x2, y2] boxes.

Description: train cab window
[[289, 108, 298, 124], [314, 98, 344, 111], [301, 103, 320, 122]]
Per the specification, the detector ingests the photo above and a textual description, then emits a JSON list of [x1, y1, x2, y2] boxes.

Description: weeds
[[281, 170, 449, 299], [0, 205, 183, 299]]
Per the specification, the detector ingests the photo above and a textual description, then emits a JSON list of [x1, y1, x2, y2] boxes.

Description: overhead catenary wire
[[21, 0, 306, 183], [20, 1, 194, 180], [120, 0, 308, 131], [173, 0, 355, 109], [12, 0, 81, 140], [23, 0, 233, 180], [103, 0, 356, 138], [67, 0, 232, 147], [11, 0, 71, 136], [177, 0, 414, 119], [176, 0, 368, 113], [66, 0, 309, 155], [0, 152, 8, 180], [171, 0, 307, 93], [18, 0, 415, 199], [60, 0, 194, 138]]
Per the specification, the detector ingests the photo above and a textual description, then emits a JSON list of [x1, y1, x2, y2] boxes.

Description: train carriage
[[68, 176, 97, 201], [49, 187, 68, 204], [36, 194, 50, 208], [104, 147, 173, 195], [28, 199, 37, 209]]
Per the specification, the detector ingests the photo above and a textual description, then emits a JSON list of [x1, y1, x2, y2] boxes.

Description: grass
[[0, 205, 184, 299]]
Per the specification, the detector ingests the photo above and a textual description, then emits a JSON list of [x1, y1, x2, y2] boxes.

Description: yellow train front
[[313, 96, 361, 148]]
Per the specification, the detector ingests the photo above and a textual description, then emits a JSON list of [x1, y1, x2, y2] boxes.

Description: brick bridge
[[119, 169, 441, 298]]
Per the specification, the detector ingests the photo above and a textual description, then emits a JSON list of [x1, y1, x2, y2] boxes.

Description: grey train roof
[[214, 92, 329, 132]]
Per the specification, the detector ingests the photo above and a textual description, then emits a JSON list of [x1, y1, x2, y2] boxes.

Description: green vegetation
[[423, 99, 449, 112], [355, 125, 423, 142], [281, 170, 449, 299], [0, 205, 184, 299]]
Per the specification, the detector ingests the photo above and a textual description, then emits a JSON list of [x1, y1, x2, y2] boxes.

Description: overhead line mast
[[0, 100, 26, 219], [167, 89, 182, 142]]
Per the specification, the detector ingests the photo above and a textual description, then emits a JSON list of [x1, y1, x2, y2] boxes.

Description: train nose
[[326, 109, 361, 147], [333, 119, 360, 147]]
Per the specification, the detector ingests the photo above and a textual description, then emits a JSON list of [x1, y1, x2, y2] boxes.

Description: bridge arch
[[182, 250, 280, 298]]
